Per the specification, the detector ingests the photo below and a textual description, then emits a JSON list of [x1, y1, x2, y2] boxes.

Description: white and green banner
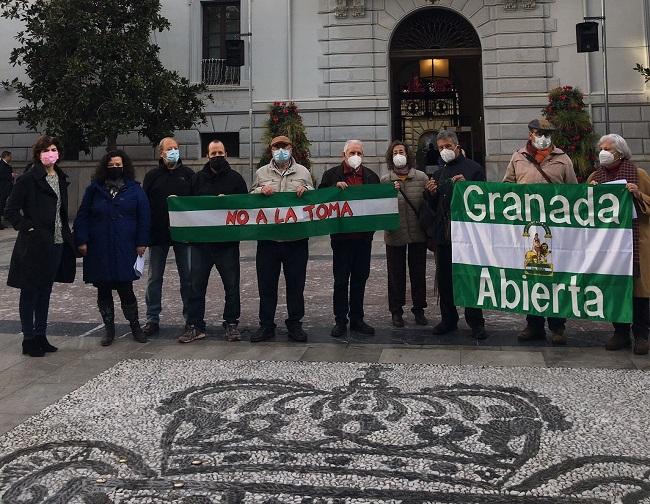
[[168, 185, 399, 243], [451, 182, 634, 323]]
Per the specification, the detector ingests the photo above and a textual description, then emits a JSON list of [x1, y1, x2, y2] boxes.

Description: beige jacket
[[250, 159, 313, 193], [588, 168, 650, 298], [381, 168, 428, 246], [503, 147, 578, 184]]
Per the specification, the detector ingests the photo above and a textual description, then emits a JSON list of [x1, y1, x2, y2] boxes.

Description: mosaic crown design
[[1, 364, 650, 503], [157, 365, 571, 488]]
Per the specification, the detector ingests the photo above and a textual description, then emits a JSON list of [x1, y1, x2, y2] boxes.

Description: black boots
[[121, 302, 147, 343], [98, 299, 116, 347], [22, 338, 45, 357], [22, 335, 57, 357], [36, 334, 58, 353], [98, 300, 146, 345]]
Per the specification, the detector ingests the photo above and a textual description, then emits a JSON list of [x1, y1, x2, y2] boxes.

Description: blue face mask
[[272, 148, 291, 163], [165, 148, 180, 164]]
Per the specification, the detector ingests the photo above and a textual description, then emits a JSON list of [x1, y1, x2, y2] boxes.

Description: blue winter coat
[[73, 179, 151, 284]]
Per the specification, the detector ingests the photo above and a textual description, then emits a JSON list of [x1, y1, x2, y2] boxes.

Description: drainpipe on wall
[[287, 0, 293, 101], [188, 0, 193, 81], [601, 0, 610, 133], [644, 0, 650, 81], [582, 0, 593, 122], [248, 0, 254, 180]]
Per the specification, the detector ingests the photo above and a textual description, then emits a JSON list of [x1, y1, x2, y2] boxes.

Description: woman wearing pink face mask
[[5, 135, 76, 357]]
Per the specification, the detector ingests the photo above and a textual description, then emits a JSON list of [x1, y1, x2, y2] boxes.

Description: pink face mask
[[40, 151, 59, 166]]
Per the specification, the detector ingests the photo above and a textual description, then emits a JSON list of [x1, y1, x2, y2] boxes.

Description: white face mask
[[392, 154, 407, 168], [533, 134, 552, 150], [599, 149, 616, 166], [347, 154, 362, 170], [440, 148, 457, 164]]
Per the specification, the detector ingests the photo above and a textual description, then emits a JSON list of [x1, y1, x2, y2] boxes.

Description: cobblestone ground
[[0, 231, 612, 346], [1, 360, 649, 503]]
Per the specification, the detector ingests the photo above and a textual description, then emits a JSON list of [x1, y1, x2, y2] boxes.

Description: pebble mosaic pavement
[[1, 359, 649, 503]]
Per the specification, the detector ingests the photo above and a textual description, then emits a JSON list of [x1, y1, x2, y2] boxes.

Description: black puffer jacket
[[143, 160, 194, 246]]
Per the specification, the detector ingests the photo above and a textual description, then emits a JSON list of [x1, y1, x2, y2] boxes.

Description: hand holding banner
[[451, 181, 634, 323], [168, 185, 400, 243]]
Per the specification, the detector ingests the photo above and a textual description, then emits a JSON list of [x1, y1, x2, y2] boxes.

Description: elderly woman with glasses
[[588, 134, 650, 355]]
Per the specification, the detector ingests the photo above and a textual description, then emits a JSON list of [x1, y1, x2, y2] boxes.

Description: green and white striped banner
[[451, 181, 634, 323], [168, 185, 399, 242]]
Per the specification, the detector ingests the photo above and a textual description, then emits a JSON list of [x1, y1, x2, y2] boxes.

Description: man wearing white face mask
[[503, 118, 577, 185], [319, 140, 380, 338], [503, 118, 577, 345], [250, 136, 314, 343], [425, 130, 488, 340]]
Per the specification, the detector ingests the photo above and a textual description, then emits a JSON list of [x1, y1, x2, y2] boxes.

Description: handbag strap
[[398, 186, 420, 216], [522, 152, 553, 184]]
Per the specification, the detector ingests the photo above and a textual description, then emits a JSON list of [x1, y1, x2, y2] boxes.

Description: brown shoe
[[550, 328, 567, 345], [606, 331, 631, 351], [633, 336, 649, 355], [142, 322, 159, 337], [518, 325, 546, 342], [178, 326, 206, 344], [223, 322, 241, 342]]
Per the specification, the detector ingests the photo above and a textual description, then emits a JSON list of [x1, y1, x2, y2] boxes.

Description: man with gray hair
[[319, 139, 380, 338], [142, 136, 195, 340], [425, 129, 488, 340]]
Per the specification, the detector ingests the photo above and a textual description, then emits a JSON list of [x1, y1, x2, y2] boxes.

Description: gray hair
[[343, 139, 363, 154], [158, 136, 176, 156], [598, 134, 632, 160], [436, 130, 459, 145]]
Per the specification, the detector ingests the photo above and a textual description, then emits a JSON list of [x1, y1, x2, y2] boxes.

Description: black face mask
[[106, 167, 123, 180], [209, 156, 229, 173]]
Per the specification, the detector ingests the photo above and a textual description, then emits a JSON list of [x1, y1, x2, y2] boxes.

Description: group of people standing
[[4, 118, 649, 358]]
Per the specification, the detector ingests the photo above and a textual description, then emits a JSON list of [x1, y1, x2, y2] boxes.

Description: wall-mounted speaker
[[576, 22, 599, 53]]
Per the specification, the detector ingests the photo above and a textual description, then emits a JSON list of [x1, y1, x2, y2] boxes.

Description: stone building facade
[[0, 0, 649, 189]]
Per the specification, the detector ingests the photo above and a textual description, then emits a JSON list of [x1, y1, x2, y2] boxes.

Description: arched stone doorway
[[389, 7, 485, 169]]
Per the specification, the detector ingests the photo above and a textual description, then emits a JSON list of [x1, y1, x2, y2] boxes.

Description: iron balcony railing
[[201, 58, 241, 86]]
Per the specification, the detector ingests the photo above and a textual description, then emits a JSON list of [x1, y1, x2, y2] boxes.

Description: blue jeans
[[187, 243, 241, 330], [19, 244, 63, 339], [145, 244, 191, 324]]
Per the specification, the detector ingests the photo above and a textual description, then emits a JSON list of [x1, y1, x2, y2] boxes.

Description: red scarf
[[526, 141, 553, 164], [592, 159, 640, 276]]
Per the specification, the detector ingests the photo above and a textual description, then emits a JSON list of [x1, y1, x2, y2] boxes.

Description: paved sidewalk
[[0, 229, 646, 435]]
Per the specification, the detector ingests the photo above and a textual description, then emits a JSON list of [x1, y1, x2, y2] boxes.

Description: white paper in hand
[[603, 179, 637, 218], [134, 255, 145, 278]]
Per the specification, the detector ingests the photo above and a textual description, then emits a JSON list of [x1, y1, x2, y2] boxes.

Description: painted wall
[[0, 0, 649, 181]]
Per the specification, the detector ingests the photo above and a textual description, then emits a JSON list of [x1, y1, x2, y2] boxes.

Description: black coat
[[5, 162, 76, 288], [143, 160, 194, 246], [319, 162, 380, 241], [0, 159, 13, 184], [191, 160, 248, 197], [425, 154, 486, 246], [191, 160, 248, 246]]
